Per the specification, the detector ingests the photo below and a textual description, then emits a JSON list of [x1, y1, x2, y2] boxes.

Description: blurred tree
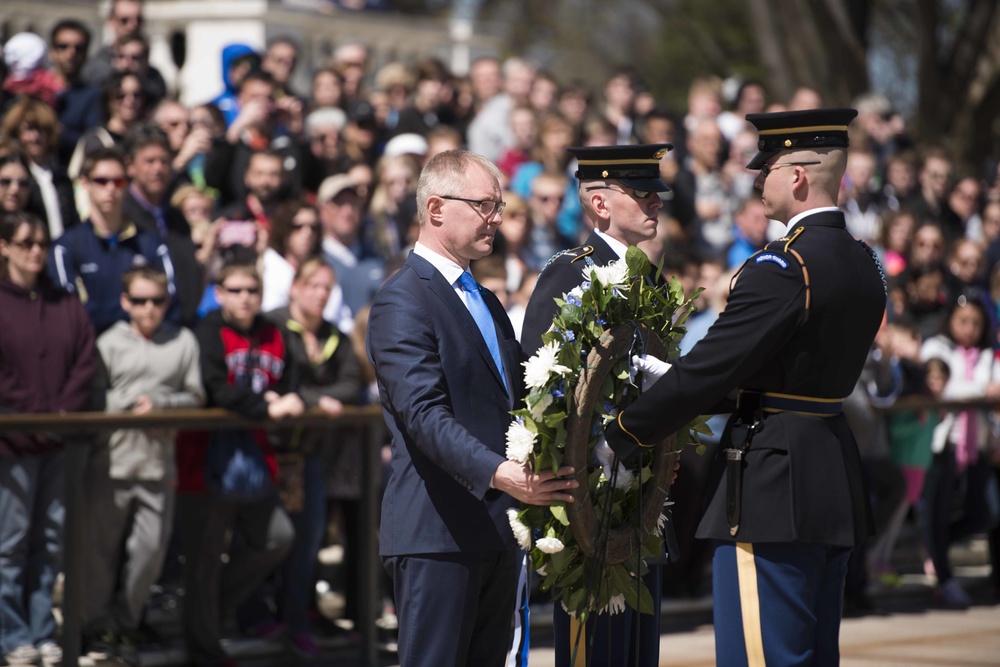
[[472, 0, 1000, 167]]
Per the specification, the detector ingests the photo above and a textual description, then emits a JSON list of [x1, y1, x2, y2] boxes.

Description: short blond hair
[[416, 149, 502, 226]]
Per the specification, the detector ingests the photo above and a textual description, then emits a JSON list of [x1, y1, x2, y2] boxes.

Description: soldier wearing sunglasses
[[521, 143, 674, 667]]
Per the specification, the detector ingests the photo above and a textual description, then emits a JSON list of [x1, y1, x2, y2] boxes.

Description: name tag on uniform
[[755, 253, 788, 269]]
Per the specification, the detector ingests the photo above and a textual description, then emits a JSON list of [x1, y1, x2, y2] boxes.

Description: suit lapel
[[408, 253, 509, 394]]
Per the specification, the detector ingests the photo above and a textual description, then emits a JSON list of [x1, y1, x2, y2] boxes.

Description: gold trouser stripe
[[757, 124, 848, 135], [569, 614, 586, 667], [736, 542, 767, 666]]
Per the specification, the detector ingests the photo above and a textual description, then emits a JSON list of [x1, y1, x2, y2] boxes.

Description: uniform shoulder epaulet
[[542, 245, 594, 270], [733, 225, 812, 319], [857, 238, 887, 296]]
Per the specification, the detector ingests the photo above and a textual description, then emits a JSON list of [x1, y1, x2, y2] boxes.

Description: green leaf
[[625, 246, 651, 277], [550, 504, 570, 526], [561, 303, 584, 323], [668, 276, 684, 303]]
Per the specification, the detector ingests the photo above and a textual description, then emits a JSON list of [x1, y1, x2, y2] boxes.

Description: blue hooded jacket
[[211, 44, 259, 127]]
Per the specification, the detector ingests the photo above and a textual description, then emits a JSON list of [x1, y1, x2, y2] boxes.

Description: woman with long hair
[[920, 293, 1000, 608], [71, 71, 147, 177], [0, 98, 80, 237], [368, 154, 419, 262], [0, 212, 97, 666], [264, 258, 362, 658]]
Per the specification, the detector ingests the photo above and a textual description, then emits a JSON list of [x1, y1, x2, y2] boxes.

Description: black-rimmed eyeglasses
[[438, 195, 506, 218]]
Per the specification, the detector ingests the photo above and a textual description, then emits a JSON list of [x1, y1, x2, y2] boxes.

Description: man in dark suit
[[521, 144, 672, 667], [367, 149, 579, 667], [605, 109, 887, 665]]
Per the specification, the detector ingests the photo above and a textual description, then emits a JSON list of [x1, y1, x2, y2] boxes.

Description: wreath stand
[[563, 323, 678, 565]]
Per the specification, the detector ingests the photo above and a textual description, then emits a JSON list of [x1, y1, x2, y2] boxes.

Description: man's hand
[[318, 396, 344, 417], [173, 125, 213, 172], [492, 461, 579, 505], [631, 354, 671, 391], [131, 395, 153, 415], [267, 393, 305, 419], [226, 98, 269, 143]]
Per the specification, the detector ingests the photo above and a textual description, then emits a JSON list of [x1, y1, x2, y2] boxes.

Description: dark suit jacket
[[367, 251, 525, 556], [520, 230, 619, 354], [607, 210, 886, 547]]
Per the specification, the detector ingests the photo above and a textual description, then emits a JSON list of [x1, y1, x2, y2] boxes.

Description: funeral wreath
[[506, 247, 711, 620]]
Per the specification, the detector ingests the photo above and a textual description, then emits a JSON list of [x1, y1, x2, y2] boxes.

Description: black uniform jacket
[[606, 210, 886, 547], [521, 230, 619, 355]]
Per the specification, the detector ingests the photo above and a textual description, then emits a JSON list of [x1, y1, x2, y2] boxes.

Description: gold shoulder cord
[[569, 246, 595, 263], [782, 227, 810, 318]]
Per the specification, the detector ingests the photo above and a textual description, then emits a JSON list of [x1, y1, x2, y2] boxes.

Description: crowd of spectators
[[1, 0, 1000, 664]]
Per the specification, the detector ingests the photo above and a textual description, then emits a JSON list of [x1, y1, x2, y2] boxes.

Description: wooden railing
[[1, 395, 994, 665], [0, 406, 387, 667]]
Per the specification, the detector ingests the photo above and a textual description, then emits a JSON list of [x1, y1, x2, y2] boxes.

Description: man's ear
[[590, 192, 612, 222], [426, 195, 445, 225]]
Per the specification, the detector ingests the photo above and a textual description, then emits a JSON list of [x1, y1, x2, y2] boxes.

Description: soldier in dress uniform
[[522, 143, 673, 667], [605, 108, 886, 666]]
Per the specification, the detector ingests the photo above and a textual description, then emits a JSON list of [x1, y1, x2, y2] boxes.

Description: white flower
[[535, 564, 548, 577], [535, 537, 565, 554], [507, 509, 532, 550], [585, 260, 629, 287], [604, 594, 626, 616], [529, 392, 553, 421], [523, 342, 573, 389], [505, 421, 535, 464]]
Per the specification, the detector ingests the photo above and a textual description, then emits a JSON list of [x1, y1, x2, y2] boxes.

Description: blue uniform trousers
[[553, 564, 662, 667], [712, 541, 850, 666]]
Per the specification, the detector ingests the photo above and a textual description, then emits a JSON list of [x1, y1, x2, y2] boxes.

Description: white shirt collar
[[786, 206, 840, 232], [412, 242, 467, 287], [594, 229, 629, 260]]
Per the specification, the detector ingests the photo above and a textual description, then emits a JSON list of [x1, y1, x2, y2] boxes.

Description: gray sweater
[[96, 320, 205, 481]]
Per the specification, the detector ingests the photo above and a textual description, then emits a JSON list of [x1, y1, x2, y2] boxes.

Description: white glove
[[631, 354, 671, 391], [593, 435, 614, 468]]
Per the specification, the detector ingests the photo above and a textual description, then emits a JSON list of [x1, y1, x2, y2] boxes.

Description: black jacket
[[606, 210, 886, 547], [520, 231, 619, 355]]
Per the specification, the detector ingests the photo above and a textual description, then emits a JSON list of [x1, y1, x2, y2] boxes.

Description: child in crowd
[[871, 324, 941, 585], [920, 293, 1000, 608], [176, 262, 302, 667], [84, 267, 204, 664]]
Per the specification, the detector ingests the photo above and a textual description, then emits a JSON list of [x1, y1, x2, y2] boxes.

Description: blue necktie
[[457, 272, 507, 391]]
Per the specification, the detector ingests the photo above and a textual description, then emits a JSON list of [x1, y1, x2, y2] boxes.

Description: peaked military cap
[[745, 108, 857, 169], [568, 143, 672, 192]]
